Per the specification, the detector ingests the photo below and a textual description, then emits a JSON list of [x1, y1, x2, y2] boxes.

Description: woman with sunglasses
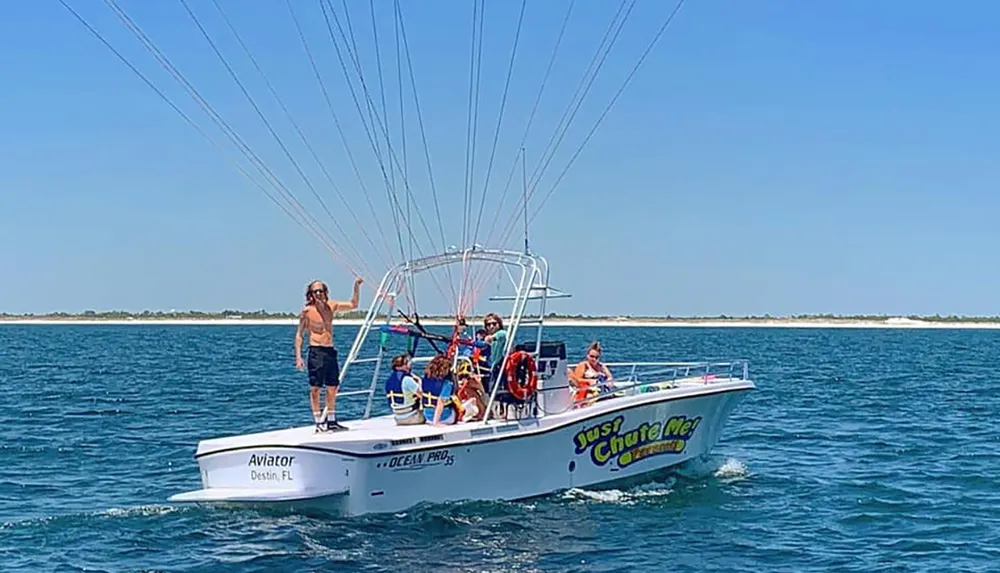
[[569, 341, 614, 406], [295, 276, 363, 432]]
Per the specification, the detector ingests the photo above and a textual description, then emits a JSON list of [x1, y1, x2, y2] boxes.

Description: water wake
[[560, 456, 750, 506]]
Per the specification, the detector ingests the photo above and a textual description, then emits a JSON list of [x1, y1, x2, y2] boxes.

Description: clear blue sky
[[2, 0, 999, 317]]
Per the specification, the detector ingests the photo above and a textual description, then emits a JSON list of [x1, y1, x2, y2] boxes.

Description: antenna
[[522, 147, 529, 254]]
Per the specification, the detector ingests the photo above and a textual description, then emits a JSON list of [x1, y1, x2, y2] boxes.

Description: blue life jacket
[[475, 342, 492, 377], [385, 369, 419, 417], [421, 376, 460, 423]]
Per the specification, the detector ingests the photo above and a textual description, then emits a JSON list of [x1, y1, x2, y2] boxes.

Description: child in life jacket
[[422, 355, 463, 425], [456, 370, 487, 421]]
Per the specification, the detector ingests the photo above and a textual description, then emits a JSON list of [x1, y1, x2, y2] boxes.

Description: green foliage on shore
[[543, 312, 1000, 323], [0, 309, 365, 320], [3, 310, 1000, 323]]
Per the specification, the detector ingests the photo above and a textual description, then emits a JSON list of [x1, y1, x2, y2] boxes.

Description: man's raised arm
[[331, 277, 364, 312]]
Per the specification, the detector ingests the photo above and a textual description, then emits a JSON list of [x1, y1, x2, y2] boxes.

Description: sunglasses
[[486, 321, 498, 327], [588, 354, 600, 360], [310, 288, 327, 295]]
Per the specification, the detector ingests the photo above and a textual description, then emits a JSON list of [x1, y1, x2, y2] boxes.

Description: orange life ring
[[505, 351, 538, 401]]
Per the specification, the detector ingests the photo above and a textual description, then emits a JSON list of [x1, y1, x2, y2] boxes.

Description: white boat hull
[[170, 379, 753, 516]]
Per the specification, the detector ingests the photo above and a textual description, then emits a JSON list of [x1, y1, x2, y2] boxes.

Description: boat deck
[[203, 414, 462, 449], [194, 374, 753, 457]]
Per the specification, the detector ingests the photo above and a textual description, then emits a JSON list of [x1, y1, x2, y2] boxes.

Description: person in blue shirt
[[469, 328, 493, 390], [384, 354, 424, 426], [483, 313, 507, 369], [421, 355, 462, 425]]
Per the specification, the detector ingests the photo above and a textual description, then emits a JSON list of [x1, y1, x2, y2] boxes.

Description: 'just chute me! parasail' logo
[[573, 414, 702, 469]]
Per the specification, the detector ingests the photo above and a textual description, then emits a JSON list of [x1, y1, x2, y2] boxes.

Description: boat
[[169, 248, 755, 515], [53, 0, 754, 516]]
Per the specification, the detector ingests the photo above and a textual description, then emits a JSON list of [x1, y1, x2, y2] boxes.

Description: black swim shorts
[[307, 346, 341, 388]]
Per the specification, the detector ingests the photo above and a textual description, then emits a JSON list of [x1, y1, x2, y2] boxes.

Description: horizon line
[[6, 310, 1000, 322]]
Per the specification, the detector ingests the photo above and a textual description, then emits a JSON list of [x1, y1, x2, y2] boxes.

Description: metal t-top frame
[[338, 247, 570, 423]]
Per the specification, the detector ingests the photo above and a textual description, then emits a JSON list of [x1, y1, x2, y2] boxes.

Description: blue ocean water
[[1, 324, 998, 572]]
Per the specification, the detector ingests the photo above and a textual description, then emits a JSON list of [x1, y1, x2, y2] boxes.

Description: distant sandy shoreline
[[4, 318, 1000, 329]]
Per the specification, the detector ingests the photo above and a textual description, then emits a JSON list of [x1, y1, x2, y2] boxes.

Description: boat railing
[[338, 248, 554, 421], [557, 359, 746, 408], [339, 248, 754, 423], [604, 360, 748, 381], [589, 360, 750, 401]]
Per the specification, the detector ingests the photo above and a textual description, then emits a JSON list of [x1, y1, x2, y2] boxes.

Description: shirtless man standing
[[295, 277, 363, 432]]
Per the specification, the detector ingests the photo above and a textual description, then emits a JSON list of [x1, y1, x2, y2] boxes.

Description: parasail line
[[470, 0, 527, 254], [488, 0, 640, 259], [529, 0, 689, 222], [318, 0, 453, 306], [477, 0, 575, 255], [177, 0, 375, 280], [102, 0, 366, 278], [58, 0, 361, 277], [208, 0, 392, 274], [286, 0, 398, 271], [395, 0, 457, 305]]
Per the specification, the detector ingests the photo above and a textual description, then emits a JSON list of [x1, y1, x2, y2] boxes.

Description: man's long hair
[[305, 281, 327, 304]]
